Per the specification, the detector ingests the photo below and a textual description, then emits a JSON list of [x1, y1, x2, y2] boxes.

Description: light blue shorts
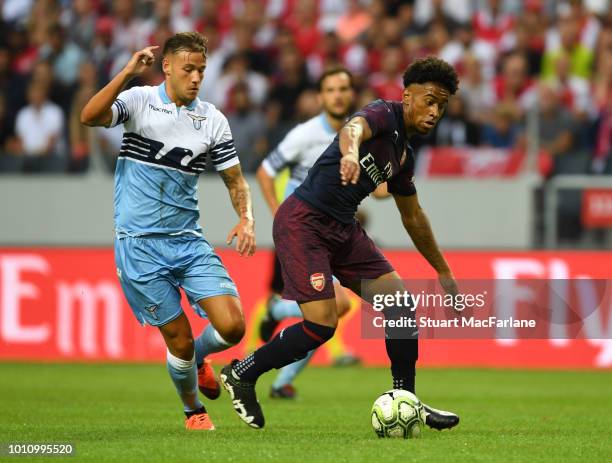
[[114, 235, 238, 327]]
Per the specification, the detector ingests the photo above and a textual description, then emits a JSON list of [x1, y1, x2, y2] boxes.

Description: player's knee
[[221, 320, 245, 345], [217, 311, 245, 345], [168, 335, 195, 360]]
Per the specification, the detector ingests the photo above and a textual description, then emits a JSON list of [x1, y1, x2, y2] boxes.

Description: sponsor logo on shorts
[[219, 282, 236, 290], [144, 304, 159, 321], [310, 273, 326, 292]]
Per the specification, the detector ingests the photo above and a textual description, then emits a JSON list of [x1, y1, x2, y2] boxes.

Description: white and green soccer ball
[[371, 389, 424, 439]]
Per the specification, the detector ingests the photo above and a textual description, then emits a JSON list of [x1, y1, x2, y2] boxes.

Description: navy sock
[[385, 338, 418, 393], [234, 320, 335, 382]]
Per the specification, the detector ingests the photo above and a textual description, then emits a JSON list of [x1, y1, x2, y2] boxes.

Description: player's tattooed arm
[[219, 164, 256, 256], [339, 117, 373, 186], [393, 193, 458, 296], [80, 46, 158, 127]]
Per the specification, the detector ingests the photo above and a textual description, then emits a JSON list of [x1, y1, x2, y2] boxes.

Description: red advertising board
[[0, 249, 611, 369], [582, 189, 612, 227]]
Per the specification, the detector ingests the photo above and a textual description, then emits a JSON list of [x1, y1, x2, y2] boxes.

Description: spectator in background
[[592, 25, 612, 112], [414, 0, 468, 33], [226, 21, 271, 76], [284, 0, 321, 58], [0, 93, 22, 171], [472, 0, 515, 47], [440, 23, 497, 81], [481, 104, 522, 149], [592, 98, 612, 174], [542, 9, 595, 80], [457, 54, 496, 124], [91, 17, 119, 86], [39, 23, 84, 88], [268, 45, 310, 122], [15, 79, 65, 172], [336, 0, 372, 44], [548, 52, 593, 121], [537, 82, 578, 173], [68, 61, 98, 173], [368, 46, 404, 101], [8, 24, 38, 76], [2, 0, 33, 24], [211, 52, 268, 111], [111, 0, 148, 53], [499, 3, 546, 77], [492, 51, 536, 120], [27, 0, 61, 49], [142, 0, 193, 38], [226, 81, 267, 173], [62, 0, 98, 51], [430, 95, 481, 147], [197, 27, 226, 104]]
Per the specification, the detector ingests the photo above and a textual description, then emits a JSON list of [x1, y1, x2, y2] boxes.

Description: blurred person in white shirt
[[15, 80, 65, 171]]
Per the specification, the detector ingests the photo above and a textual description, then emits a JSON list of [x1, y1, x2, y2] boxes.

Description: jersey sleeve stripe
[[211, 139, 234, 149], [113, 99, 129, 124], [212, 151, 238, 165], [214, 156, 241, 171], [210, 146, 236, 159], [265, 148, 288, 171]]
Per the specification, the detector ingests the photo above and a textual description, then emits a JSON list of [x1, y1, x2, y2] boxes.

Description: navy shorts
[[273, 195, 394, 302]]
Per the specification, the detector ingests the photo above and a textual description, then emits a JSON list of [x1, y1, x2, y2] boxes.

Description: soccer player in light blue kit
[[81, 32, 255, 430]]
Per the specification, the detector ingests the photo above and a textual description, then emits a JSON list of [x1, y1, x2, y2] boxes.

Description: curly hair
[[402, 56, 459, 95]]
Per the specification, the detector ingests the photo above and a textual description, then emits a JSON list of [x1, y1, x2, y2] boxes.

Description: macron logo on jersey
[[148, 104, 172, 114]]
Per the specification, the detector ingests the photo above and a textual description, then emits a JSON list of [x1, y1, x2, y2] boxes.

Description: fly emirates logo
[[0, 254, 123, 358], [360, 153, 392, 186]]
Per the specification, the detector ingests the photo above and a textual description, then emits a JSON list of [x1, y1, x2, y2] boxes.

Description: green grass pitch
[[1, 363, 610, 462]]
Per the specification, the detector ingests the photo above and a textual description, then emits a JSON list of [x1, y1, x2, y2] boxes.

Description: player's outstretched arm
[[393, 193, 458, 296], [80, 46, 159, 127], [256, 165, 280, 216], [338, 116, 372, 186], [219, 164, 256, 256]]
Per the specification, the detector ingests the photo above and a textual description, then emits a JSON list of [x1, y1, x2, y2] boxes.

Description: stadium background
[[1, 0, 612, 376]]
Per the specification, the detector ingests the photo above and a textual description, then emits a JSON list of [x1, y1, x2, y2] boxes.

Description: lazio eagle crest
[[187, 113, 206, 130]]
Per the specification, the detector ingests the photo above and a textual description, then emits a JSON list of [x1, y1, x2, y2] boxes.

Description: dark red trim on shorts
[[301, 322, 324, 343]]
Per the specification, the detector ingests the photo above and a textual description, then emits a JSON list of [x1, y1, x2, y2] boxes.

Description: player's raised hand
[[226, 218, 256, 256], [124, 46, 159, 77], [340, 154, 360, 186]]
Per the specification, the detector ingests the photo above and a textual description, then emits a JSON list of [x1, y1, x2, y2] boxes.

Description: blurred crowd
[[0, 0, 610, 176]]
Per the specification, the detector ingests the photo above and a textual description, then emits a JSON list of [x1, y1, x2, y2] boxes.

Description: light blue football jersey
[[109, 83, 239, 237]]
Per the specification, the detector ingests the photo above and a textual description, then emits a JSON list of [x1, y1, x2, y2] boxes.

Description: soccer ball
[[371, 389, 424, 439]]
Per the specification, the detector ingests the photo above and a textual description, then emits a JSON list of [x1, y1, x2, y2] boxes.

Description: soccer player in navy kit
[[221, 57, 461, 431]]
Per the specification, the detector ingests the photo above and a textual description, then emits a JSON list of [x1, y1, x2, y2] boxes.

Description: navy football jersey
[[294, 99, 416, 223]]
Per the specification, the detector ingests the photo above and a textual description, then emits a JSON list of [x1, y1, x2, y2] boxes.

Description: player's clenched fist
[[340, 153, 360, 185], [125, 46, 159, 77]]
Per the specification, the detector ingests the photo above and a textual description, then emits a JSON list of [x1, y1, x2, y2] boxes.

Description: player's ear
[[162, 56, 170, 76], [402, 87, 412, 105]]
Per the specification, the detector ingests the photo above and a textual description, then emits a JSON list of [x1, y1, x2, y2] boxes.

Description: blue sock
[[166, 350, 203, 413], [195, 324, 232, 367], [272, 349, 315, 389], [270, 299, 302, 320]]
